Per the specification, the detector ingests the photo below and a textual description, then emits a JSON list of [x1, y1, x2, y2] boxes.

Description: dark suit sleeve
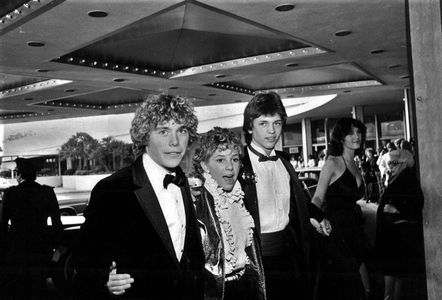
[[0, 188, 12, 242], [71, 182, 115, 298]]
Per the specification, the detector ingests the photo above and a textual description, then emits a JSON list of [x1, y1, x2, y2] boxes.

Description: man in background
[[0, 158, 63, 298]]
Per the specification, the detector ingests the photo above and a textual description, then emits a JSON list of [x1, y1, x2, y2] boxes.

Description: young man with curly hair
[[72, 94, 204, 300]]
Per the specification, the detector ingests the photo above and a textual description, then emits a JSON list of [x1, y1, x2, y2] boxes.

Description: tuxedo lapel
[[277, 152, 310, 262], [240, 146, 261, 233], [131, 158, 178, 266]]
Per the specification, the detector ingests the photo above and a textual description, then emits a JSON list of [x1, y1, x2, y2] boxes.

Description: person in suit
[[238, 92, 325, 300], [71, 94, 205, 299], [0, 157, 64, 298]]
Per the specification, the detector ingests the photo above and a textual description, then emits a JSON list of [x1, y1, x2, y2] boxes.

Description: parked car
[[56, 192, 90, 216]]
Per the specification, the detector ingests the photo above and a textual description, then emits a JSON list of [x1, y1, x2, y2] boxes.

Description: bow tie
[[163, 169, 186, 189], [248, 145, 279, 162]]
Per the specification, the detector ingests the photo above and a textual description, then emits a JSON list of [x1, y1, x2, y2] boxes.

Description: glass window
[[283, 123, 302, 147], [311, 119, 325, 144]]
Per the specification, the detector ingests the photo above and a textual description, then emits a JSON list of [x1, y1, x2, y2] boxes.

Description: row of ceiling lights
[[1, 1, 409, 121]]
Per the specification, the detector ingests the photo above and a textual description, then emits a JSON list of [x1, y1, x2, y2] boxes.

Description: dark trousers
[[263, 253, 307, 300]]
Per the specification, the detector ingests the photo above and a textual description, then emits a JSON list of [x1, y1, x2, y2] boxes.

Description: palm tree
[[60, 132, 100, 170]]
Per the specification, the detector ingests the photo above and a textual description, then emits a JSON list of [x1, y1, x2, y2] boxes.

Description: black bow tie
[[163, 168, 186, 189], [248, 145, 279, 162]]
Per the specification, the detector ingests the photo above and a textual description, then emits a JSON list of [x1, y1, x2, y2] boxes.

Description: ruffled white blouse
[[203, 173, 255, 275]]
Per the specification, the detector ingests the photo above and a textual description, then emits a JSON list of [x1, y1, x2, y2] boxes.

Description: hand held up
[[106, 261, 134, 296]]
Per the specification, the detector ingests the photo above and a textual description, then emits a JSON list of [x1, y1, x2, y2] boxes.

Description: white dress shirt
[[248, 142, 291, 233], [142, 153, 186, 261]]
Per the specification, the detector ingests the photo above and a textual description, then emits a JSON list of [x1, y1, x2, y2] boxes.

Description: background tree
[[60, 132, 100, 170], [60, 133, 134, 174]]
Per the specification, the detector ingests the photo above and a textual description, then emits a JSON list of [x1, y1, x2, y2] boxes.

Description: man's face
[[145, 120, 189, 170], [250, 114, 283, 154]]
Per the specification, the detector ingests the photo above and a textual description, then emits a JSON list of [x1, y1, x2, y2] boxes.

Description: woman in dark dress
[[311, 118, 371, 300], [375, 150, 424, 300]]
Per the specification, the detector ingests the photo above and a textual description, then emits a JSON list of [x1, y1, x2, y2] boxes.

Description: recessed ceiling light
[[400, 75, 410, 79], [215, 74, 226, 78], [36, 69, 49, 73], [370, 49, 385, 54], [343, 90, 352, 93], [388, 64, 401, 69], [24, 97, 34, 101], [113, 78, 125, 82], [88, 11, 108, 18], [64, 89, 75, 92], [169, 86, 178, 90], [285, 63, 299, 67], [335, 30, 352, 37], [287, 95, 294, 98], [275, 4, 295, 12], [208, 93, 216, 96], [48, 109, 54, 112], [27, 41, 45, 47], [234, 100, 242, 103]]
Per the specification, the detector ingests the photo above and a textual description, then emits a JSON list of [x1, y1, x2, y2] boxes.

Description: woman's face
[[386, 160, 406, 178], [343, 126, 362, 150], [201, 145, 241, 192]]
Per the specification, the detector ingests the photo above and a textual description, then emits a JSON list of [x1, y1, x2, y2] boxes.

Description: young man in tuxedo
[[71, 94, 204, 299], [239, 92, 326, 300]]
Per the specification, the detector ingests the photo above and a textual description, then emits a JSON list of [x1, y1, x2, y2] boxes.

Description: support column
[[351, 105, 364, 122], [409, 0, 442, 299], [302, 118, 312, 164], [374, 114, 381, 152], [324, 118, 329, 153]]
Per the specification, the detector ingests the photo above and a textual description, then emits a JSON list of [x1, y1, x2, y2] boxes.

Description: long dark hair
[[328, 118, 366, 156], [242, 92, 287, 144]]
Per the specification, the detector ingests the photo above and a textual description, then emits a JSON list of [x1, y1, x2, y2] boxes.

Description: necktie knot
[[248, 145, 279, 162], [163, 169, 186, 189]]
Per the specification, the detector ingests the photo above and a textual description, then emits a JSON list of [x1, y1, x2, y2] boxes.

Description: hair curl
[[130, 94, 198, 157], [328, 118, 366, 157], [242, 92, 287, 144], [192, 127, 243, 179]]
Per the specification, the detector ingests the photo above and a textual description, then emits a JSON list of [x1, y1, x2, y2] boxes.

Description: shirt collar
[[250, 141, 276, 157], [142, 153, 174, 190]]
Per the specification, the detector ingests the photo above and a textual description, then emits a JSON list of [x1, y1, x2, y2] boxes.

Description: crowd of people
[[0, 92, 425, 300]]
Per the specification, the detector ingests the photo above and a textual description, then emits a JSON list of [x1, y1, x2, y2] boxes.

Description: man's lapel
[[277, 152, 310, 257], [239, 146, 261, 233], [131, 157, 179, 266]]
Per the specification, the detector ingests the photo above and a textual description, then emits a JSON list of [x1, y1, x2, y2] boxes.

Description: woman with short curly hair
[[192, 127, 265, 300]]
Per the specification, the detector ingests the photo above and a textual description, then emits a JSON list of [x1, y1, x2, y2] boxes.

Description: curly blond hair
[[130, 94, 198, 157], [192, 127, 243, 179]]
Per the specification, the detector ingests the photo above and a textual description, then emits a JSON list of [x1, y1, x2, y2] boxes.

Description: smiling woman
[[191, 127, 265, 300]]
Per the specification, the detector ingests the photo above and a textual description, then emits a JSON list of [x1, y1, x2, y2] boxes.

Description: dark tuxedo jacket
[[238, 147, 313, 297], [71, 157, 204, 300]]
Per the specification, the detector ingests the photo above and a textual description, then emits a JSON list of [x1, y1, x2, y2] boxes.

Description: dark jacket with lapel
[[238, 147, 312, 296], [72, 157, 204, 300]]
